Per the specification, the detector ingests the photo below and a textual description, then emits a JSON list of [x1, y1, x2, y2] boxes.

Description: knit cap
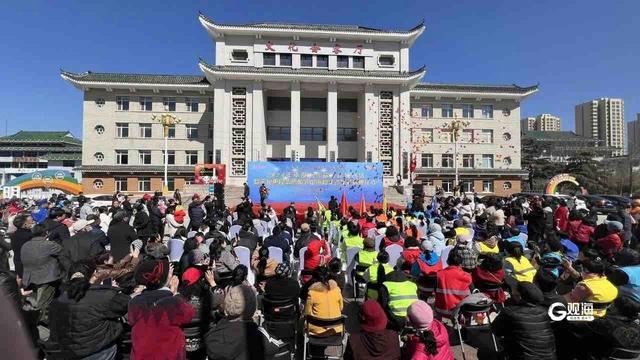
[[224, 285, 257, 320], [134, 258, 170, 290], [407, 300, 433, 330], [360, 300, 387, 332]]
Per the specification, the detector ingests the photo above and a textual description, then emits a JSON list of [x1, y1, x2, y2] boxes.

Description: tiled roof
[[413, 83, 539, 94], [199, 13, 424, 34], [78, 165, 196, 173], [60, 70, 210, 86], [41, 153, 82, 161], [0, 146, 81, 152], [521, 130, 595, 141], [0, 131, 82, 145], [199, 61, 426, 78]]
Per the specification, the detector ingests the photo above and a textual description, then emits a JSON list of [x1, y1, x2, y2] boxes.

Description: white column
[[327, 82, 338, 161], [290, 81, 301, 160], [364, 84, 377, 162], [251, 81, 264, 161], [399, 89, 412, 184]]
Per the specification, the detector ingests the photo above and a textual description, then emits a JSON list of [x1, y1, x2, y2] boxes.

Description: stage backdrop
[[248, 161, 384, 204]]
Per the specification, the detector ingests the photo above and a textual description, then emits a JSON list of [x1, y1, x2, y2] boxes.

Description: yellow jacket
[[304, 279, 344, 336]]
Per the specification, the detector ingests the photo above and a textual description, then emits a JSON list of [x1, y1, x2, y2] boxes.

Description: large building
[[520, 113, 560, 131], [0, 131, 81, 186], [521, 130, 612, 163], [575, 98, 625, 156], [62, 13, 537, 196], [628, 113, 640, 156]]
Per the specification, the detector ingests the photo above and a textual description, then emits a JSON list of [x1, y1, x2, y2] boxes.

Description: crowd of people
[[0, 188, 640, 360]]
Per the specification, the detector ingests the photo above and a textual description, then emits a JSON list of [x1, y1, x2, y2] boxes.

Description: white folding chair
[[234, 246, 255, 285], [168, 238, 184, 262], [228, 225, 242, 240], [386, 244, 403, 268], [267, 246, 283, 263], [345, 247, 360, 297], [297, 246, 307, 281], [374, 234, 385, 250]]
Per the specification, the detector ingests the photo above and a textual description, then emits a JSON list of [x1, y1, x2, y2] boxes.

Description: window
[[115, 177, 127, 192], [93, 179, 104, 190], [461, 129, 474, 143], [482, 154, 494, 168], [139, 96, 152, 111], [266, 126, 291, 141], [482, 105, 494, 119], [421, 154, 433, 168], [337, 56, 349, 68], [186, 125, 199, 139], [442, 154, 454, 168], [263, 53, 276, 66], [316, 55, 328, 68], [166, 178, 175, 191], [481, 130, 493, 143], [116, 96, 129, 111], [186, 98, 199, 112], [503, 181, 512, 190], [378, 54, 395, 66], [301, 127, 326, 141], [116, 150, 128, 165], [420, 105, 433, 118], [267, 97, 291, 111], [116, 123, 129, 138], [167, 125, 176, 138], [139, 150, 151, 165], [94, 152, 104, 162], [208, 124, 213, 139], [442, 180, 453, 192], [163, 97, 176, 111], [461, 181, 473, 193], [482, 180, 493, 193], [337, 128, 357, 142], [185, 151, 198, 165], [366, 151, 373, 162], [231, 49, 248, 61], [279, 53, 292, 66], [352, 56, 364, 69], [301, 54, 313, 67], [207, 97, 214, 112], [442, 104, 453, 118], [462, 104, 474, 118], [139, 124, 152, 138], [138, 177, 151, 192], [338, 99, 358, 112], [439, 130, 452, 143], [162, 150, 175, 165], [418, 129, 433, 143], [215, 149, 221, 164], [462, 154, 474, 168], [207, 151, 213, 163], [301, 98, 327, 112]]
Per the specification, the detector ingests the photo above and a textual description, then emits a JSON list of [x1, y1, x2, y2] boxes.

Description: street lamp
[[152, 113, 182, 194], [442, 115, 470, 188]]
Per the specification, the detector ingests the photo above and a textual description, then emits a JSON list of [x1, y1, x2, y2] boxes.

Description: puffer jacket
[[204, 318, 285, 360], [304, 279, 343, 336], [492, 303, 556, 360], [401, 319, 453, 360], [568, 221, 595, 246], [49, 285, 130, 359]]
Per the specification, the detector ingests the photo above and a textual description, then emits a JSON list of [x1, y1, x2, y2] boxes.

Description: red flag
[[410, 154, 417, 173], [359, 193, 367, 216], [339, 191, 348, 216]]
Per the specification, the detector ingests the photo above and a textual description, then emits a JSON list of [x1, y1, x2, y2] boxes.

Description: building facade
[[521, 113, 560, 132], [0, 131, 81, 186], [62, 13, 537, 196], [628, 113, 640, 157], [521, 130, 611, 163], [575, 98, 625, 156]]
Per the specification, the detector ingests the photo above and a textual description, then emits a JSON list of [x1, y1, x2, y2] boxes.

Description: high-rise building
[[520, 114, 560, 131], [575, 98, 624, 156], [628, 113, 640, 156]]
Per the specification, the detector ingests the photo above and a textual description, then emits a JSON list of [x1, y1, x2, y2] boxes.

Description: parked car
[[70, 194, 114, 208], [576, 195, 616, 213], [598, 195, 631, 208]]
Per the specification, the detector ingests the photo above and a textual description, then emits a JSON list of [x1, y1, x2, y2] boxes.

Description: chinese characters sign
[[254, 42, 369, 56]]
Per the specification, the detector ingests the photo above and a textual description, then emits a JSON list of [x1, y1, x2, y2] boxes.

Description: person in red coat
[[434, 250, 472, 317], [302, 238, 331, 283], [401, 236, 422, 266], [128, 259, 195, 360], [471, 253, 506, 304], [569, 217, 596, 248], [596, 221, 624, 260], [402, 300, 454, 360], [381, 225, 404, 250], [553, 200, 570, 233]]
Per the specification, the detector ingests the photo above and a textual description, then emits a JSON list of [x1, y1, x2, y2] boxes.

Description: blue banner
[[247, 162, 384, 204]]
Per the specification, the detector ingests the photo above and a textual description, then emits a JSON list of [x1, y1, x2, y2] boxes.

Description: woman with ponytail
[[49, 260, 131, 360], [402, 300, 453, 360]]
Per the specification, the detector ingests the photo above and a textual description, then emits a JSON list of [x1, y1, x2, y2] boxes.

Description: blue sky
[[0, 0, 638, 137]]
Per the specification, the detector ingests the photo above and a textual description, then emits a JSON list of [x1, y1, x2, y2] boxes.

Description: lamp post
[[442, 115, 470, 188], [152, 113, 181, 194]]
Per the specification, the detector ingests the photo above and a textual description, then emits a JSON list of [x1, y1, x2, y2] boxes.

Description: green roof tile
[[0, 131, 82, 145], [61, 70, 210, 86]]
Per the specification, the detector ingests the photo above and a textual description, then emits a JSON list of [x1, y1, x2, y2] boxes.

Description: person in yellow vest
[[353, 237, 378, 279], [474, 231, 500, 255], [504, 241, 536, 283], [363, 251, 394, 300], [378, 267, 419, 330], [341, 221, 364, 260], [564, 249, 618, 317]]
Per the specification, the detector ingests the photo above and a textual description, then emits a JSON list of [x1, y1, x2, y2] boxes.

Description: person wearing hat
[[59, 218, 106, 276], [128, 258, 195, 360], [344, 300, 401, 360], [492, 282, 556, 360], [596, 220, 623, 260], [402, 300, 453, 360], [564, 249, 618, 318], [178, 263, 217, 359], [205, 284, 286, 360]]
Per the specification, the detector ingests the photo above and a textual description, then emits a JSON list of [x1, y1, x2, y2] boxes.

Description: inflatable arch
[[4, 170, 82, 195], [545, 174, 579, 195]]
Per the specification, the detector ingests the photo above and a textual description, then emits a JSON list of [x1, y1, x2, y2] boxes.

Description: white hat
[[72, 219, 94, 232]]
